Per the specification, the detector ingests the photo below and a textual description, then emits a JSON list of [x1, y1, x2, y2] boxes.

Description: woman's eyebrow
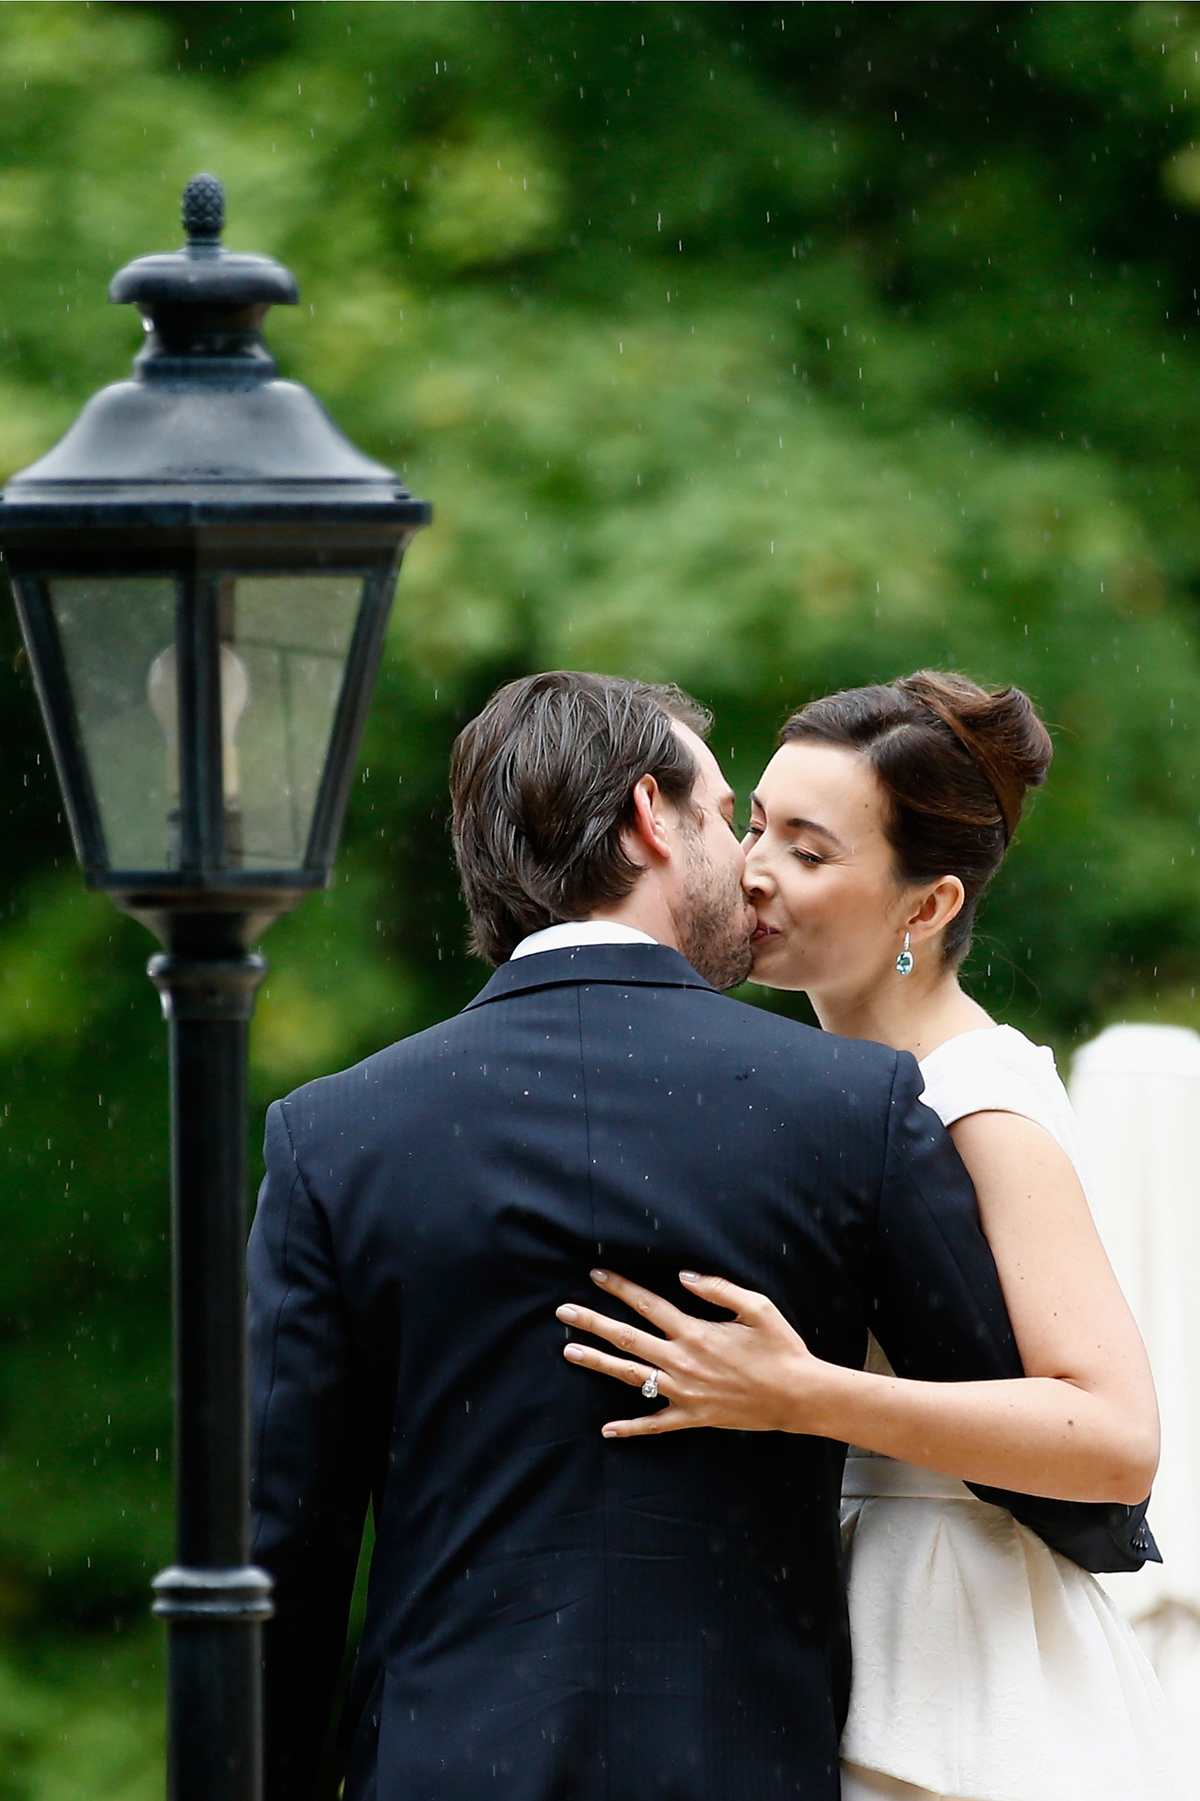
[[786, 816, 846, 849], [750, 793, 847, 852]]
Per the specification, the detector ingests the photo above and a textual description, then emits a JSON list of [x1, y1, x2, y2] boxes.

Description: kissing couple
[[249, 668, 1188, 1801]]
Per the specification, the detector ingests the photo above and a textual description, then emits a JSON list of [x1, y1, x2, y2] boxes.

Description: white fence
[[1070, 1024, 1200, 1788]]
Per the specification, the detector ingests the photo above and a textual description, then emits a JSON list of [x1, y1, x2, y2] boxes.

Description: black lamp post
[[0, 175, 429, 1801]]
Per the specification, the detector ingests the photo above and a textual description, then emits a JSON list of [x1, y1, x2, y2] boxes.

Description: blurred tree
[[3, 1, 1200, 1789]]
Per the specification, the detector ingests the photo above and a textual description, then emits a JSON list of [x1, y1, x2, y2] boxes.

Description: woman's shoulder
[[919, 1023, 1097, 1197], [923, 1022, 1057, 1083], [918, 1023, 1072, 1136]]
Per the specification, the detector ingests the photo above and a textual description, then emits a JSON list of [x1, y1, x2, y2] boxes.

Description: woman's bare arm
[[939, 1109, 1158, 1498], [557, 1114, 1159, 1503]]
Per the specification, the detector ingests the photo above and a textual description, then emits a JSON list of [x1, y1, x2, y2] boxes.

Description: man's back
[[250, 944, 1025, 1801]]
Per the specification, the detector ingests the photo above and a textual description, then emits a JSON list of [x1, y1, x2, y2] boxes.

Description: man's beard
[[672, 826, 754, 992]]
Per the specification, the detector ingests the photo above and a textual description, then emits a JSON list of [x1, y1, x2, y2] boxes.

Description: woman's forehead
[[758, 741, 887, 840]]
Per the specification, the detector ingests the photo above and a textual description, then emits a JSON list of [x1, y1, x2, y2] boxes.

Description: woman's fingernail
[[557, 1305, 578, 1322], [591, 1269, 609, 1283], [680, 1271, 701, 1283], [602, 1426, 618, 1438], [564, 1344, 585, 1361]]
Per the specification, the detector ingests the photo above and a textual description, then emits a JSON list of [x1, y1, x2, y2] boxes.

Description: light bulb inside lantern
[[148, 643, 251, 801], [147, 646, 179, 798], [218, 645, 249, 798]]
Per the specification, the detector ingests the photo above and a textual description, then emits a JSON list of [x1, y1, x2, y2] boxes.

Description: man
[[249, 671, 1147, 1801]]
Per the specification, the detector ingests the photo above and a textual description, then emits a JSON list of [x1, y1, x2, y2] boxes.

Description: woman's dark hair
[[779, 670, 1052, 965], [450, 670, 712, 964]]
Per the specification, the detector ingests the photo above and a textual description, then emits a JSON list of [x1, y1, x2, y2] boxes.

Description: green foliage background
[[3, 2, 1200, 1790]]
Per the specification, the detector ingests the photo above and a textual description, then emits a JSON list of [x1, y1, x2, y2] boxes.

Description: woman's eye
[[743, 823, 763, 838], [791, 848, 823, 867]]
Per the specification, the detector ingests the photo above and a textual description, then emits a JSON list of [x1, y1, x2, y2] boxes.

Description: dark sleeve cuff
[[965, 1485, 1161, 1573]]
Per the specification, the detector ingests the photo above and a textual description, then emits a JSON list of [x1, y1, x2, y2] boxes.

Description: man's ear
[[626, 774, 673, 865]]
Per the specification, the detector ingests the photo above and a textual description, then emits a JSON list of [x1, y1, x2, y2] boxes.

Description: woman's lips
[[750, 922, 781, 945]]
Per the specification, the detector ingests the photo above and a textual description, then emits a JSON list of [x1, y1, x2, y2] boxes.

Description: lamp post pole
[[0, 174, 429, 1801], [149, 937, 270, 1801]]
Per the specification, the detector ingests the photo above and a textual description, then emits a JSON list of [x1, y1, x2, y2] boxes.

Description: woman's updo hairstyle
[[779, 671, 1052, 965]]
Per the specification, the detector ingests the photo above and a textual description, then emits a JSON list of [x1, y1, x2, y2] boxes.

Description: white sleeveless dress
[[839, 1024, 1192, 1801]]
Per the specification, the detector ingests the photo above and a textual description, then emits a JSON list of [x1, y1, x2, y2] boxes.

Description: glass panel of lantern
[[221, 573, 364, 869], [49, 575, 180, 871], [47, 571, 365, 874]]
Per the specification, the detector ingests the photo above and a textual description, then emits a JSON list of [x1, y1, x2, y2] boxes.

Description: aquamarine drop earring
[[895, 932, 914, 977]]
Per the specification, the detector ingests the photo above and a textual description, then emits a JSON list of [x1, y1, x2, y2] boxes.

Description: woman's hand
[[553, 1154, 1161, 1498], [555, 1268, 834, 1439]]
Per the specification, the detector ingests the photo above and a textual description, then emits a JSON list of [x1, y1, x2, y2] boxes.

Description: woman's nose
[[742, 841, 773, 896]]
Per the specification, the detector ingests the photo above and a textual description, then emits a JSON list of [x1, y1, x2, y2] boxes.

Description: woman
[[557, 672, 1189, 1801]]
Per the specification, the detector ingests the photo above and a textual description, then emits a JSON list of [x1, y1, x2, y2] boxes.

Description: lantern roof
[[1, 175, 429, 524]]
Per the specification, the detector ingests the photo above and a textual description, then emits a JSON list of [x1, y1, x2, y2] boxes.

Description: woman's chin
[[749, 940, 800, 990]]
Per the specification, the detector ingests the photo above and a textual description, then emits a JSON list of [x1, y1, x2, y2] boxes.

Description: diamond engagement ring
[[640, 1369, 660, 1400]]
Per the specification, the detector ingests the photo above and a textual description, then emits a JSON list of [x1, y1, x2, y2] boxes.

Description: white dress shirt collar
[[509, 920, 661, 961]]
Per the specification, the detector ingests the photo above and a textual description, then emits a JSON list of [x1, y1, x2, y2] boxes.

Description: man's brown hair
[[449, 671, 712, 965]]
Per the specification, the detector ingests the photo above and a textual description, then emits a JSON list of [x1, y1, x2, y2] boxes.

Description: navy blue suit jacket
[[249, 944, 1153, 1801]]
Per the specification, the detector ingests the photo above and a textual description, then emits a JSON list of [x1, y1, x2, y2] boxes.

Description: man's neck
[[588, 889, 681, 953]]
